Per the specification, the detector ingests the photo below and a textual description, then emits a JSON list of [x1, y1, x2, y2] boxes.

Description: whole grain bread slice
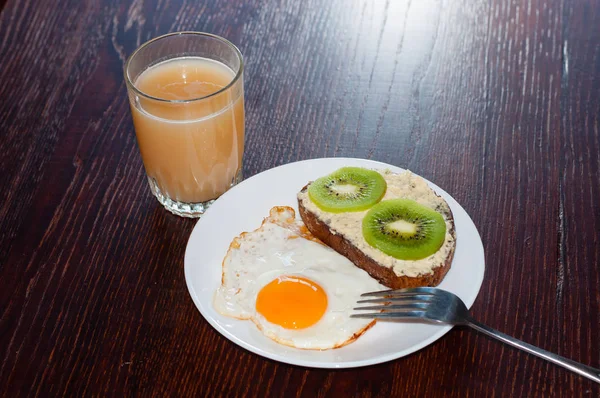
[[297, 179, 456, 289]]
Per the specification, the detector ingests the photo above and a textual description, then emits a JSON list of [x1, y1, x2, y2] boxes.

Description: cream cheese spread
[[297, 170, 455, 277]]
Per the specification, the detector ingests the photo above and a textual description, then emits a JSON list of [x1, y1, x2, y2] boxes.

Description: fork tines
[[350, 287, 439, 320], [359, 286, 439, 297]]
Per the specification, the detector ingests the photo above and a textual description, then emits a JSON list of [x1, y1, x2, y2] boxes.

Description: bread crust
[[298, 186, 456, 289]]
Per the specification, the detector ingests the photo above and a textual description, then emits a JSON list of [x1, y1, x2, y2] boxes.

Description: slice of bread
[[297, 170, 456, 289]]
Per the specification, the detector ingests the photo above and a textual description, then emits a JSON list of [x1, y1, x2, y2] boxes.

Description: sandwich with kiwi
[[297, 167, 456, 288]]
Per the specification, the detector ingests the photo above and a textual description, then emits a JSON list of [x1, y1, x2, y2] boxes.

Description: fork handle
[[464, 318, 600, 384]]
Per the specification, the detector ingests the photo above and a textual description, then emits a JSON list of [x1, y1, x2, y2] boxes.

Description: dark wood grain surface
[[1, 0, 599, 396]]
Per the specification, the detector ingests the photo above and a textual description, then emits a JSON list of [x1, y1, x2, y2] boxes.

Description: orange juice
[[130, 57, 244, 203]]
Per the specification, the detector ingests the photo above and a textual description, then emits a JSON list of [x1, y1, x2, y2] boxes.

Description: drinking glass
[[124, 32, 244, 217]]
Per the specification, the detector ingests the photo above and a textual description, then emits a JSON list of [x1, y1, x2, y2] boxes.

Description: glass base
[[148, 170, 243, 218]]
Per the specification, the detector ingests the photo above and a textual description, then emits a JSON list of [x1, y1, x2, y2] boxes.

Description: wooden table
[[1, 0, 599, 396]]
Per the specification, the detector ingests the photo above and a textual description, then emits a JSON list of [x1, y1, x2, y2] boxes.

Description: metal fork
[[352, 287, 600, 384]]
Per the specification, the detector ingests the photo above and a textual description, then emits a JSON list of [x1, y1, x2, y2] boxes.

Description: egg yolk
[[256, 276, 328, 329]]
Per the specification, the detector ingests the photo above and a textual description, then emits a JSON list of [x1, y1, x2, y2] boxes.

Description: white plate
[[184, 158, 485, 368]]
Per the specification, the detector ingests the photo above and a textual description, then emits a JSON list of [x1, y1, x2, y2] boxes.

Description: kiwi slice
[[362, 199, 446, 260], [308, 167, 387, 213]]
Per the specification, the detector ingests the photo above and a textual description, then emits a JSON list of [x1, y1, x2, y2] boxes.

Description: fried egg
[[213, 207, 385, 350]]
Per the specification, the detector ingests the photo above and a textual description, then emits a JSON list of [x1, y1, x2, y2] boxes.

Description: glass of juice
[[124, 32, 244, 217]]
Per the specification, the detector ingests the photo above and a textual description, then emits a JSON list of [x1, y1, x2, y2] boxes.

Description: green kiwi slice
[[308, 167, 387, 213], [362, 199, 446, 260]]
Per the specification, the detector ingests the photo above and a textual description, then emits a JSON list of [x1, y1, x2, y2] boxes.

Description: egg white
[[214, 219, 385, 350]]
